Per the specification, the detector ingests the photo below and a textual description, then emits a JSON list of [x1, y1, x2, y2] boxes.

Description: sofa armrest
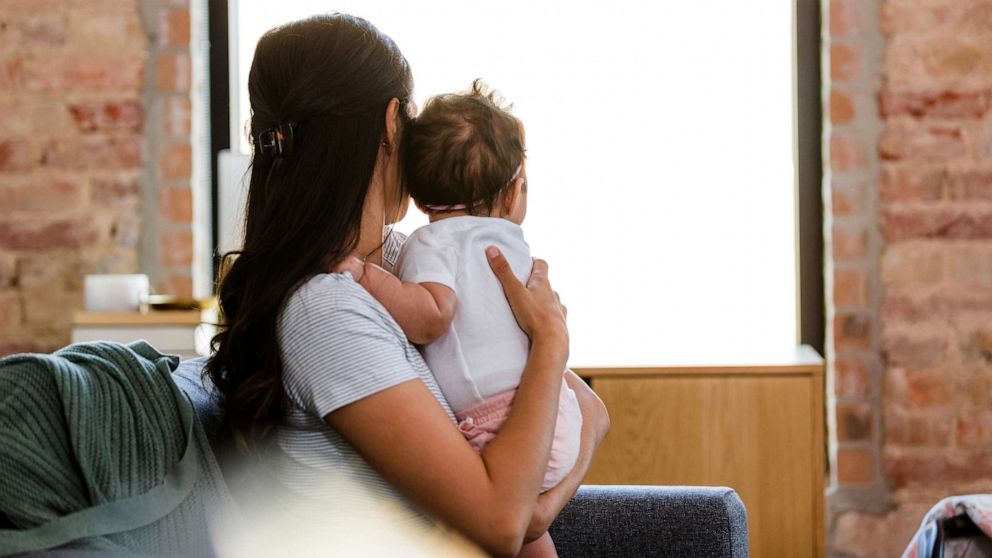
[[549, 485, 748, 558]]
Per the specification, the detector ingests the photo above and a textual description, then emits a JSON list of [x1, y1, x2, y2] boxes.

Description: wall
[[827, 0, 992, 556], [0, 0, 196, 355]]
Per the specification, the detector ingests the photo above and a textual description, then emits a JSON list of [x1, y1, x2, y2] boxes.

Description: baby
[[343, 81, 581, 556]]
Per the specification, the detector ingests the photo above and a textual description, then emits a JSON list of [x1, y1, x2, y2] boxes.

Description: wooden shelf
[[73, 310, 207, 326]]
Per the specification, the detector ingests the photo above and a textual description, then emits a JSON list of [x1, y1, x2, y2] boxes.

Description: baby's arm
[[340, 257, 456, 345]]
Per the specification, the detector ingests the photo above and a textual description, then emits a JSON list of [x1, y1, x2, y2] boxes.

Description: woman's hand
[[525, 371, 611, 541], [486, 246, 568, 356]]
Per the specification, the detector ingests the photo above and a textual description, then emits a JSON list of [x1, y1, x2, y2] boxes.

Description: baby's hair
[[404, 79, 525, 215]]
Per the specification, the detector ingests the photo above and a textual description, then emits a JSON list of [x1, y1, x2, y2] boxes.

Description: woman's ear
[[384, 97, 401, 148]]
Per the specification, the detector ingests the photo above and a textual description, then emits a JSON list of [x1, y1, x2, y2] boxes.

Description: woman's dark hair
[[204, 14, 413, 456], [405, 80, 525, 215]]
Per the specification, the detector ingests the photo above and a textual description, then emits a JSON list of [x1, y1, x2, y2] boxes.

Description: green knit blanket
[[0, 341, 235, 556]]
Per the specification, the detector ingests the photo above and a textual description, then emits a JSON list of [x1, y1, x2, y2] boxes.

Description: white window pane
[[235, 1, 798, 366]]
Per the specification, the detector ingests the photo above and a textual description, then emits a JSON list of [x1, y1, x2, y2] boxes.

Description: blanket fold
[[0, 341, 234, 556]]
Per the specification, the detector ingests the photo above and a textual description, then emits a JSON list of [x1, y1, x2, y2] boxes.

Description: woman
[[206, 14, 609, 557]]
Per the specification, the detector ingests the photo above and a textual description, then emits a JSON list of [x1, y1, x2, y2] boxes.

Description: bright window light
[[233, 1, 798, 367]]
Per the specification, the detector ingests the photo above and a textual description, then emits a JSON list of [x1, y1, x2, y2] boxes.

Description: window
[[213, 1, 822, 367]]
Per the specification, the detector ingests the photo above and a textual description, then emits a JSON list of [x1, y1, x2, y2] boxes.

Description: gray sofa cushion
[[550, 485, 748, 558]]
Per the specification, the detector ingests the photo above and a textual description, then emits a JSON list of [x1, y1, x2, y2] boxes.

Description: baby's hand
[[332, 256, 365, 282]]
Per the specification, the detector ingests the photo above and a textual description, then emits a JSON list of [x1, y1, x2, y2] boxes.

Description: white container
[[84, 274, 150, 312]]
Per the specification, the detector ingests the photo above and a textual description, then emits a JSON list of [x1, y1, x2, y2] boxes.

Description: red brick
[[157, 274, 193, 298], [0, 341, 49, 358], [831, 180, 865, 216], [886, 412, 953, 447], [160, 187, 193, 223], [69, 100, 143, 133], [156, 53, 190, 92], [885, 450, 992, 488], [0, 290, 22, 331], [882, 0, 992, 34], [0, 254, 16, 288], [0, 178, 83, 212], [831, 44, 859, 82], [831, 134, 866, 172], [879, 164, 945, 203], [837, 403, 873, 441], [18, 14, 66, 47], [949, 170, 992, 201], [948, 246, 992, 286], [883, 206, 992, 241], [922, 41, 990, 82], [835, 358, 870, 398], [834, 312, 872, 351], [24, 57, 143, 92], [881, 243, 945, 284], [158, 8, 190, 46], [21, 285, 80, 327], [887, 368, 952, 408], [830, 89, 856, 125], [0, 140, 31, 173], [832, 225, 868, 261], [882, 336, 948, 370], [160, 143, 191, 181], [0, 219, 100, 250], [880, 123, 967, 162], [91, 177, 140, 207], [879, 89, 992, 119], [956, 373, 992, 409], [161, 230, 193, 267], [830, 0, 860, 37], [0, 58, 24, 92], [69, 13, 145, 53], [41, 135, 141, 170], [163, 96, 191, 136], [884, 286, 992, 322], [962, 328, 992, 365], [957, 411, 992, 446], [17, 253, 83, 289], [836, 447, 874, 485], [834, 268, 868, 308]]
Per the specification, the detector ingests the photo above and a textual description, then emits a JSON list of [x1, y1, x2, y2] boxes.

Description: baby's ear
[[502, 176, 525, 214]]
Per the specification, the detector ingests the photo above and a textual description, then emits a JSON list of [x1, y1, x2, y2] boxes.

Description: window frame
[[207, 1, 825, 354]]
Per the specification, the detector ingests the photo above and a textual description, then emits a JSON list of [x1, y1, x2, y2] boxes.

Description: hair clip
[[257, 121, 296, 158]]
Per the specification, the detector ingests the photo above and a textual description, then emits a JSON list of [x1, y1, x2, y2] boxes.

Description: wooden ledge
[[573, 345, 823, 377]]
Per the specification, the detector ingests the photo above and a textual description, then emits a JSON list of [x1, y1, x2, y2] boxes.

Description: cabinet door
[[587, 375, 816, 558]]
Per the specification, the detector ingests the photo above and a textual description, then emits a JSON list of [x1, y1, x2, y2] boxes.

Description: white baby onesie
[[394, 215, 532, 414]]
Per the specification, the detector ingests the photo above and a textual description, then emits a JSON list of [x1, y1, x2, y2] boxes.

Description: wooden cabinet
[[576, 347, 825, 558]]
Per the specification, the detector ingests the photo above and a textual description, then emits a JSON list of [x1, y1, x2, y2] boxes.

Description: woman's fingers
[[527, 258, 549, 288], [487, 246, 526, 298]]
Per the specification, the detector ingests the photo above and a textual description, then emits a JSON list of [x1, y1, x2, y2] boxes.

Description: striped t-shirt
[[275, 270, 455, 516]]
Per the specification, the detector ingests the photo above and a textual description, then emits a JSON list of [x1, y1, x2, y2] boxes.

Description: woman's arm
[[335, 257, 456, 344], [525, 370, 610, 541], [326, 248, 569, 557]]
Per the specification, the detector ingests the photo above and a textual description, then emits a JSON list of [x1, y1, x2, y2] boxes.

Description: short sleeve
[[279, 276, 420, 418], [394, 228, 458, 289]]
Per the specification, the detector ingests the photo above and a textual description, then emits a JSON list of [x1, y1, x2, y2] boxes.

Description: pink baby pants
[[455, 381, 583, 492]]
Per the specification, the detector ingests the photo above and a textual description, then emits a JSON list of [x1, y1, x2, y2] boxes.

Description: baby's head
[[405, 80, 527, 224]]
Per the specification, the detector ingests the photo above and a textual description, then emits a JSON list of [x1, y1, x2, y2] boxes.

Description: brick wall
[[0, 0, 195, 355], [827, 0, 992, 556]]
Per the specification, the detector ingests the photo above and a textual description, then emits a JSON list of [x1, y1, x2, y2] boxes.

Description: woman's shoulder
[[281, 273, 401, 340], [278, 273, 419, 418]]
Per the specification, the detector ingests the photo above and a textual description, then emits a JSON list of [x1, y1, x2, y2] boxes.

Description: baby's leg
[[517, 532, 558, 558]]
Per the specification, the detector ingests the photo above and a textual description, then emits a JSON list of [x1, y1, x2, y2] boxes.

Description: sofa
[[173, 358, 750, 558]]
